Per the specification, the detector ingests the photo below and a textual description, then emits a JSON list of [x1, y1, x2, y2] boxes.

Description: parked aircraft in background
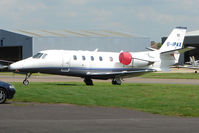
[[0, 60, 12, 69], [177, 56, 199, 73], [0, 27, 194, 85], [187, 56, 199, 67]]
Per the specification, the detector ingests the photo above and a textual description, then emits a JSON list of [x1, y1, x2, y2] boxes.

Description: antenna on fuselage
[[94, 48, 98, 52]]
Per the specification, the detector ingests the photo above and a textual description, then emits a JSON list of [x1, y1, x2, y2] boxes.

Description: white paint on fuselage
[[9, 50, 63, 70], [9, 49, 172, 72]]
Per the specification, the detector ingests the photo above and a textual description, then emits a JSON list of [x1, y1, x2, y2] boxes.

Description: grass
[[141, 72, 199, 79], [10, 82, 199, 117]]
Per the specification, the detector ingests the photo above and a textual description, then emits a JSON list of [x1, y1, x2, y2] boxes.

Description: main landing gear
[[112, 78, 122, 85], [23, 73, 32, 86], [83, 77, 122, 85], [84, 78, 93, 86]]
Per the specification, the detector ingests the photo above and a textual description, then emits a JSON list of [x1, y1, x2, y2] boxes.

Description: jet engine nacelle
[[131, 59, 151, 67], [119, 52, 132, 65], [119, 52, 152, 67]]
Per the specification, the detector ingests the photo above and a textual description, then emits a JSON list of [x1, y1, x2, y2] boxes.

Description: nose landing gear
[[23, 73, 32, 86]]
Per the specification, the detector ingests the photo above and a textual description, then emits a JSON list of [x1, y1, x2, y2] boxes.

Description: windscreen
[[32, 53, 43, 59]]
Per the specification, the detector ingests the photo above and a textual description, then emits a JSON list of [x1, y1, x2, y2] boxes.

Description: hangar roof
[[186, 30, 199, 37], [3, 29, 146, 38]]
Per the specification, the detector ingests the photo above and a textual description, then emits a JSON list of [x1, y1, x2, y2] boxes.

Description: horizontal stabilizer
[[146, 47, 157, 51], [160, 47, 195, 55]]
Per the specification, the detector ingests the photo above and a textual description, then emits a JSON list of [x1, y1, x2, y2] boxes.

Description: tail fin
[[156, 27, 189, 71], [189, 56, 193, 63], [159, 27, 187, 53], [190, 56, 197, 66]]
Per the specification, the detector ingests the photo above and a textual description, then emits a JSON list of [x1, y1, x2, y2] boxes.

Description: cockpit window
[[42, 54, 47, 59], [32, 53, 43, 59]]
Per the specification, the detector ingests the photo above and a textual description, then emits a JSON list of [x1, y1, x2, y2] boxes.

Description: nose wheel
[[23, 80, 29, 86], [23, 73, 32, 86]]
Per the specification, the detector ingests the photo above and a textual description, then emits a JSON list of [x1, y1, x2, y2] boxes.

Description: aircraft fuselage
[[9, 50, 157, 79]]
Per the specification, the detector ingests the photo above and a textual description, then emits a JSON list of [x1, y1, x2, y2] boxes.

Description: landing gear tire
[[195, 70, 198, 73], [84, 78, 93, 86], [112, 78, 122, 85], [0, 88, 7, 104], [23, 73, 32, 86], [23, 80, 29, 86]]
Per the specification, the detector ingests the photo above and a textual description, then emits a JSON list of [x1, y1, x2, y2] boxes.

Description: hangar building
[[0, 29, 150, 61], [162, 30, 199, 64]]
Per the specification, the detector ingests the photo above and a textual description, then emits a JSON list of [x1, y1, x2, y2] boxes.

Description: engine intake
[[119, 52, 132, 65]]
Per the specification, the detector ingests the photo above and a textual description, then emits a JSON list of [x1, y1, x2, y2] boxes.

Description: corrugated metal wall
[[0, 30, 32, 59], [33, 37, 150, 55], [0, 29, 150, 60]]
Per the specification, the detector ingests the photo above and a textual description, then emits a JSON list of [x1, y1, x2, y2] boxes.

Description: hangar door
[[0, 46, 22, 61], [184, 44, 199, 63]]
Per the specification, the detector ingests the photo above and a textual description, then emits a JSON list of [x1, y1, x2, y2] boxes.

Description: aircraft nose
[[9, 62, 23, 71], [9, 63, 17, 70]]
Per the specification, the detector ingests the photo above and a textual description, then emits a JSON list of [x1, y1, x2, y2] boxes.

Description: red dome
[[119, 52, 132, 65]]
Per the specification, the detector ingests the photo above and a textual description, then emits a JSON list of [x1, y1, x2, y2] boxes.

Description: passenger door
[[61, 52, 71, 72]]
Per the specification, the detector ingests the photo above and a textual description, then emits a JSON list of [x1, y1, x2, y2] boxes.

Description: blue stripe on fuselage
[[14, 67, 153, 79], [17, 66, 146, 71]]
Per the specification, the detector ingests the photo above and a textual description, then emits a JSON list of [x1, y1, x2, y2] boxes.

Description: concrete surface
[[1, 103, 199, 133]]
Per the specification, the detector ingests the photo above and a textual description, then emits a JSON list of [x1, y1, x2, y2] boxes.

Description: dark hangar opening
[[0, 46, 22, 62], [184, 44, 199, 62]]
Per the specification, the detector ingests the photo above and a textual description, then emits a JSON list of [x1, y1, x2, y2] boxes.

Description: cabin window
[[82, 56, 86, 61], [109, 57, 113, 62], [42, 54, 47, 59], [91, 56, 94, 61], [32, 53, 43, 59], [99, 56, 103, 61], [73, 55, 77, 60]]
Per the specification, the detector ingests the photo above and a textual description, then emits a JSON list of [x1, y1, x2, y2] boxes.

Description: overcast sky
[[0, 0, 199, 42]]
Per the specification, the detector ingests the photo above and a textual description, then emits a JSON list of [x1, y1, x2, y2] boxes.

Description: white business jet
[[5, 27, 194, 85]]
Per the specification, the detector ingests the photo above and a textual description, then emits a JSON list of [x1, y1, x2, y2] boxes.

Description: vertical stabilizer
[[159, 27, 187, 53]]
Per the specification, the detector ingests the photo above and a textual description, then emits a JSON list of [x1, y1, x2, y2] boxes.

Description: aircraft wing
[[177, 65, 199, 69], [86, 69, 156, 78], [186, 67, 199, 69], [161, 46, 195, 55]]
